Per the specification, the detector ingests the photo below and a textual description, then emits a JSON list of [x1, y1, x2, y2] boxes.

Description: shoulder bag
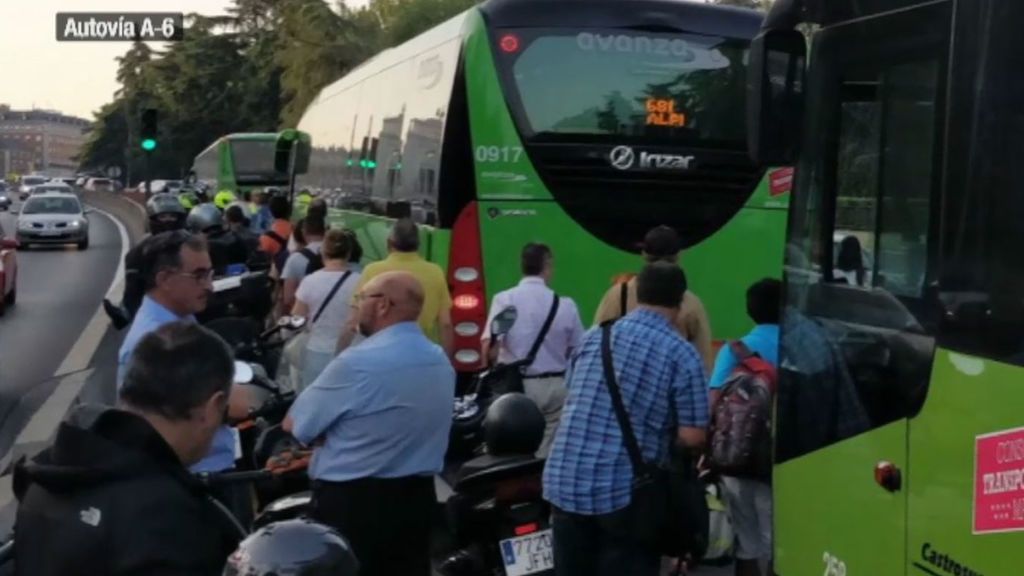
[[599, 322, 709, 560], [478, 294, 560, 400]]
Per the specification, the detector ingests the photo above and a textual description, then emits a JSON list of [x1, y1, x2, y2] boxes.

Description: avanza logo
[[608, 146, 696, 171]]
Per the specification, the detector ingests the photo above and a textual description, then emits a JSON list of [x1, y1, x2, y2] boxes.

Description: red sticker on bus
[[973, 426, 1024, 534], [769, 167, 794, 196]]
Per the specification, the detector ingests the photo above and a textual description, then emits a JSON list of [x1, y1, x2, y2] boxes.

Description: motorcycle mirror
[[233, 361, 254, 385], [490, 306, 518, 337]]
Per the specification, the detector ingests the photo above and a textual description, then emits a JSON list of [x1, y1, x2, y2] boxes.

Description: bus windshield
[[501, 28, 749, 145], [230, 140, 287, 184]]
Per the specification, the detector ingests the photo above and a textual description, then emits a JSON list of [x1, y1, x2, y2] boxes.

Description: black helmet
[[186, 203, 223, 233], [483, 393, 545, 456], [146, 193, 186, 234], [223, 518, 359, 576]]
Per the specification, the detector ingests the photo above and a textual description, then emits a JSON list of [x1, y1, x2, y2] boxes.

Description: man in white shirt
[[482, 243, 585, 458]]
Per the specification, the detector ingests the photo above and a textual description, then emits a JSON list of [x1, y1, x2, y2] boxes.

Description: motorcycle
[[446, 306, 518, 465], [438, 392, 554, 576]]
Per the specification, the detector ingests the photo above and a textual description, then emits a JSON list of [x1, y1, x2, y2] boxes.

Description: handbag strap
[[311, 271, 353, 324], [523, 294, 560, 365], [599, 322, 648, 475]]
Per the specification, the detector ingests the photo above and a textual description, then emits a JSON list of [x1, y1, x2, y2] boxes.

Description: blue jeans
[[552, 507, 660, 576], [301, 348, 334, 390]]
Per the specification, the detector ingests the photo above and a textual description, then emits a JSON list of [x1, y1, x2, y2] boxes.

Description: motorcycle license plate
[[499, 529, 554, 576]]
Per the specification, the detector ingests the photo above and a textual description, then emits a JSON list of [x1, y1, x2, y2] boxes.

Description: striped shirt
[[543, 309, 708, 515]]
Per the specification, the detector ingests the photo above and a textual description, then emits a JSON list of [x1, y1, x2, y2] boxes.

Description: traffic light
[[140, 109, 157, 151]]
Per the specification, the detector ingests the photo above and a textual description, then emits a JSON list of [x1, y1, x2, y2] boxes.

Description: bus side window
[[778, 38, 945, 463]]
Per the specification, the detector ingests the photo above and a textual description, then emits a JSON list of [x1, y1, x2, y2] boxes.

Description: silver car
[[15, 193, 91, 250], [18, 175, 48, 201], [0, 183, 10, 211]]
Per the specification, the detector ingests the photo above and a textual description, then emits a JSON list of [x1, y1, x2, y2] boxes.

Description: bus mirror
[[274, 130, 312, 175], [747, 28, 806, 166]]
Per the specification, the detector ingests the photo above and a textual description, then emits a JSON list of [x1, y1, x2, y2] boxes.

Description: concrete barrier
[[79, 190, 146, 243]]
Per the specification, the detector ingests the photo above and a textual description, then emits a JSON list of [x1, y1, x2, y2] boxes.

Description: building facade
[[0, 105, 90, 178]]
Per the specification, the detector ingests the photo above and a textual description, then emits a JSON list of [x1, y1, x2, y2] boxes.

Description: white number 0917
[[823, 552, 847, 576], [475, 145, 523, 163]]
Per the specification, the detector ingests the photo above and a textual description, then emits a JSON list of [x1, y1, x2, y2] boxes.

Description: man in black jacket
[[13, 322, 244, 576]]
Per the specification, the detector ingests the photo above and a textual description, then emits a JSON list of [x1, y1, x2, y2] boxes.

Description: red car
[[0, 220, 18, 316]]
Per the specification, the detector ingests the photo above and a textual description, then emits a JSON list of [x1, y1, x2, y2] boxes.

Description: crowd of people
[[16, 201, 785, 576]]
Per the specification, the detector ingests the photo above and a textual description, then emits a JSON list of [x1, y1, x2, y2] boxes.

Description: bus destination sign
[[645, 98, 685, 128]]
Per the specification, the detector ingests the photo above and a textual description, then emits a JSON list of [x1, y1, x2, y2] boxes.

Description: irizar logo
[[609, 146, 696, 171]]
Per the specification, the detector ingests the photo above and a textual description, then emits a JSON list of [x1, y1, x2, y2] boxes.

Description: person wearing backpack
[[259, 195, 294, 264], [707, 278, 781, 576], [280, 215, 326, 314]]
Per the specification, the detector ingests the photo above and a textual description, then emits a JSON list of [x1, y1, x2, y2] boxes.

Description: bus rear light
[[454, 294, 481, 310], [455, 349, 481, 365], [448, 202, 487, 372], [454, 267, 479, 282], [455, 322, 480, 337]]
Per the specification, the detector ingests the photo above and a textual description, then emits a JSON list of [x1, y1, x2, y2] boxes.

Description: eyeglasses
[[354, 292, 386, 304], [175, 267, 215, 283]]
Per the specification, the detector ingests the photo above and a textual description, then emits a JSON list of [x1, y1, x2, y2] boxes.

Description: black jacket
[[13, 407, 242, 576]]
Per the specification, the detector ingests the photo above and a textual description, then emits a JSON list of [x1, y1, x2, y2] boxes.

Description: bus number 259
[[823, 552, 847, 576], [475, 145, 524, 163]]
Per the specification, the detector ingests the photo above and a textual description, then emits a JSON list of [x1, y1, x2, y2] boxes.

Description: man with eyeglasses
[[116, 231, 252, 523], [284, 271, 455, 576]]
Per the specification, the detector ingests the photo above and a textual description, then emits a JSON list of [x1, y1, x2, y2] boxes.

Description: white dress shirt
[[483, 277, 585, 376]]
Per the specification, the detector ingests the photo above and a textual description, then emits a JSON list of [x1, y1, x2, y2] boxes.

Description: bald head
[[357, 271, 425, 336], [375, 271, 424, 322]]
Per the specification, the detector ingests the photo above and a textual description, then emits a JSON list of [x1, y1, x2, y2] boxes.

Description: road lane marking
[[13, 206, 128, 444]]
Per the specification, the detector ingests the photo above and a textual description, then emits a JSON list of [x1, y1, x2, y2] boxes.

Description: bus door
[[776, 3, 949, 574]]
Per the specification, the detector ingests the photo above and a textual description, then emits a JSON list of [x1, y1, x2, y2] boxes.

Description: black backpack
[[300, 248, 323, 275]]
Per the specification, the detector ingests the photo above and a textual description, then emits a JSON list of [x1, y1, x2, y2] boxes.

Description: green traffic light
[[141, 138, 157, 151]]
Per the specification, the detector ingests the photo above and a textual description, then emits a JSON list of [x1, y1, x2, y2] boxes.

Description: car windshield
[[36, 186, 69, 193], [22, 177, 46, 186], [22, 197, 80, 215]]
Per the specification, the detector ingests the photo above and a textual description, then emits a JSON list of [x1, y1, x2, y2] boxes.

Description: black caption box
[[56, 13, 184, 42]]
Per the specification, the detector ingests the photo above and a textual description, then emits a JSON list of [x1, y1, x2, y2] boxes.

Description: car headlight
[[17, 220, 31, 230], [69, 220, 80, 228]]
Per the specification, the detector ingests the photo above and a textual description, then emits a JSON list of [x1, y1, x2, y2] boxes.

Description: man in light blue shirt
[[285, 271, 454, 576], [707, 278, 781, 576], [116, 231, 248, 478]]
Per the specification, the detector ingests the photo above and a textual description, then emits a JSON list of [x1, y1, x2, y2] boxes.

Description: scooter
[[438, 393, 555, 576], [446, 306, 518, 465]]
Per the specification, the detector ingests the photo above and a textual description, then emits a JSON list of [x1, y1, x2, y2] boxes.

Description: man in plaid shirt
[[543, 262, 708, 576]]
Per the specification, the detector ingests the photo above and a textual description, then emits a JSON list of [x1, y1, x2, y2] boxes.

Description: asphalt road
[[0, 199, 122, 458]]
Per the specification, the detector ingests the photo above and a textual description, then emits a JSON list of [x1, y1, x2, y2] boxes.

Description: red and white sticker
[[769, 167, 795, 197], [973, 426, 1024, 534]]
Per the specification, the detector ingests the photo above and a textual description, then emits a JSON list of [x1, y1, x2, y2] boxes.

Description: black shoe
[[102, 299, 131, 330]]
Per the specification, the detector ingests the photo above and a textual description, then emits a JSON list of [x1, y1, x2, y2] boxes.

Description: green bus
[[296, 0, 791, 375], [749, 0, 1023, 574], [191, 132, 292, 196]]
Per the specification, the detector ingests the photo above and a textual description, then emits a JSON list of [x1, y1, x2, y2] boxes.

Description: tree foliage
[[79, 0, 477, 182]]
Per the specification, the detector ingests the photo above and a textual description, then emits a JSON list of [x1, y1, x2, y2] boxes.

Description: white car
[[31, 183, 75, 197], [18, 175, 48, 201], [15, 192, 91, 250]]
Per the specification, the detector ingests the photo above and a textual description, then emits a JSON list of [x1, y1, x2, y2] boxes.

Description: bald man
[[284, 271, 455, 576]]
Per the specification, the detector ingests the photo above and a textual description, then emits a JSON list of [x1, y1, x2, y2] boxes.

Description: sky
[[0, 0, 368, 121]]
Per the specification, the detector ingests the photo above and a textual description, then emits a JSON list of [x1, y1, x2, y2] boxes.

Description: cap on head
[[641, 225, 681, 260]]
